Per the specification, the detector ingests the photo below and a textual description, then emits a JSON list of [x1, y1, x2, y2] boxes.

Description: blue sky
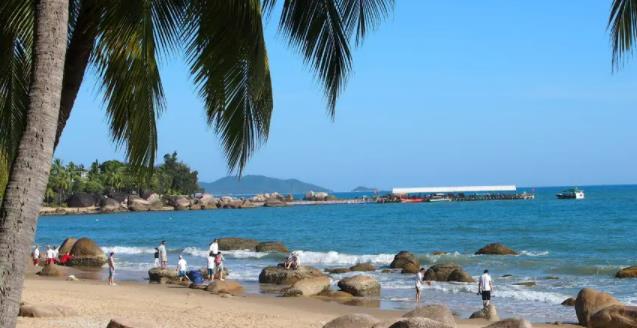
[[55, 1, 637, 191]]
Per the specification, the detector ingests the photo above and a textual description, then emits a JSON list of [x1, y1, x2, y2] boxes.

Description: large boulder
[[323, 313, 380, 328], [19, 304, 77, 318], [337, 275, 381, 297], [403, 304, 456, 328], [350, 263, 376, 272], [483, 318, 533, 328], [589, 305, 637, 328], [616, 266, 637, 278], [575, 288, 622, 326], [390, 251, 418, 270], [284, 276, 331, 297], [145, 193, 163, 210], [424, 264, 474, 283], [388, 318, 454, 328], [37, 263, 65, 277], [58, 237, 77, 255], [66, 192, 97, 207], [107, 318, 154, 328], [469, 304, 499, 321], [68, 238, 106, 267], [99, 198, 122, 213], [259, 266, 326, 285], [264, 198, 287, 207], [561, 297, 576, 306], [206, 280, 244, 296], [194, 193, 217, 210], [256, 241, 288, 253], [218, 237, 259, 251], [167, 195, 191, 210], [401, 262, 420, 274], [128, 197, 152, 212], [108, 191, 128, 203], [148, 268, 179, 284], [326, 268, 351, 274], [475, 243, 517, 255]]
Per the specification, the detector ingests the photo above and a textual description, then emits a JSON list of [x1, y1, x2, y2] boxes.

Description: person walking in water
[[158, 241, 167, 269], [478, 269, 494, 308], [153, 247, 160, 268], [415, 267, 431, 303], [209, 239, 219, 254], [108, 252, 116, 286]]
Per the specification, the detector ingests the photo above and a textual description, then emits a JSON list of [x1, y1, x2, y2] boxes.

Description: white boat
[[556, 188, 585, 200], [428, 193, 452, 202]]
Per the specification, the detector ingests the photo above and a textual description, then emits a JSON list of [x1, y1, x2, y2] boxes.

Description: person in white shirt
[[46, 246, 55, 265], [32, 245, 40, 266], [209, 239, 219, 254], [478, 269, 494, 308], [415, 267, 431, 303], [207, 251, 216, 280], [158, 241, 167, 269], [177, 255, 190, 282]]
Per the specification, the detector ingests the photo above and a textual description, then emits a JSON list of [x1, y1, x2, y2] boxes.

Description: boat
[[428, 193, 451, 202], [400, 197, 424, 203], [556, 188, 585, 200]]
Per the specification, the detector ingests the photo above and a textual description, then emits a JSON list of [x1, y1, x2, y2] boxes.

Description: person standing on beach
[[46, 245, 55, 265], [478, 269, 494, 308], [415, 267, 431, 303], [177, 255, 190, 282], [108, 252, 116, 286], [214, 252, 225, 281], [209, 239, 219, 254], [207, 251, 216, 280], [32, 245, 40, 266], [153, 248, 160, 268], [158, 241, 167, 269]]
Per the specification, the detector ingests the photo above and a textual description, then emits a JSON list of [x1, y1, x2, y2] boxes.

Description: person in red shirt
[[59, 252, 73, 265]]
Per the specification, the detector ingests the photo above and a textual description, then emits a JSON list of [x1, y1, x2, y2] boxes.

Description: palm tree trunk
[[0, 0, 68, 326]]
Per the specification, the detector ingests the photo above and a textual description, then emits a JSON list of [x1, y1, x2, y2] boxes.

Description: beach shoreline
[[18, 274, 579, 328]]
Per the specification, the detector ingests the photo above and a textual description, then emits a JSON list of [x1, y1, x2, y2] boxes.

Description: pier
[[378, 185, 534, 203]]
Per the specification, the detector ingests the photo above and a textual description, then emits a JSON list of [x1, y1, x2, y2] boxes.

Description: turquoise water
[[35, 185, 637, 323]]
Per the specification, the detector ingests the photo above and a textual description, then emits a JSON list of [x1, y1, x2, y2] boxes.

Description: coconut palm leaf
[[609, 0, 637, 69], [185, 0, 272, 174]]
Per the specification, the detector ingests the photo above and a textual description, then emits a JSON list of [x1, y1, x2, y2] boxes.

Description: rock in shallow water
[[615, 266, 637, 278], [259, 265, 326, 285], [575, 288, 621, 326], [424, 264, 474, 283], [589, 304, 637, 328], [337, 275, 381, 297], [475, 243, 517, 255], [283, 276, 331, 296], [390, 251, 419, 273], [206, 280, 244, 295]]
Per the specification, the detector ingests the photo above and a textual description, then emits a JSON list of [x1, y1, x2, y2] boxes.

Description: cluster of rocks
[[322, 305, 532, 328], [574, 287, 637, 328], [214, 237, 289, 253], [37, 237, 107, 268], [304, 191, 336, 201]]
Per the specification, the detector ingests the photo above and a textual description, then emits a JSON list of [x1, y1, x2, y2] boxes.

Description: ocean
[[34, 185, 637, 323]]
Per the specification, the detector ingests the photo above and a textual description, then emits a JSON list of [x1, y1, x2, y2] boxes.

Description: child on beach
[[158, 241, 167, 269], [478, 269, 494, 308], [32, 245, 40, 266], [214, 252, 225, 281], [108, 252, 116, 286], [153, 248, 160, 268], [207, 251, 216, 280], [177, 255, 190, 282]]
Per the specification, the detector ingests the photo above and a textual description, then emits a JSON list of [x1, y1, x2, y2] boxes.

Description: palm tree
[[0, 0, 68, 325], [609, 0, 637, 69], [0, 2, 394, 325]]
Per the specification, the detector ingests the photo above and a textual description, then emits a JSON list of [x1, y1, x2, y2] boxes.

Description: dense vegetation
[[45, 152, 201, 205]]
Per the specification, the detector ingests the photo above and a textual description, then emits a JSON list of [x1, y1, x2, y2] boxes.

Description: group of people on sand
[[415, 267, 494, 309], [152, 239, 226, 283], [31, 244, 75, 266]]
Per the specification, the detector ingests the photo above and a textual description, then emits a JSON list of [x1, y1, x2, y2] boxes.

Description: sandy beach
[[18, 275, 579, 328]]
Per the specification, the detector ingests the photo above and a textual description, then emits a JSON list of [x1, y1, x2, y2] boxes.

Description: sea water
[[34, 185, 637, 323]]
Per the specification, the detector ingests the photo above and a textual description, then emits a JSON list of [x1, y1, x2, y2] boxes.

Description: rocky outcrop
[[100, 198, 122, 213], [283, 276, 331, 296], [58, 237, 78, 255], [218, 237, 259, 251], [166, 195, 191, 210], [323, 313, 380, 328], [325, 268, 351, 274], [255, 241, 288, 253], [350, 263, 376, 272], [264, 198, 287, 207], [589, 304, 637, 328], [337, 275, 380, 297], [148, 268, 180, 284], [318, 290, 354, 299], [424, 264, 474, 283], [475, 243, 517, 255], [107, 318, 154, 328], [259, 266, 326, 285], [206, 280, 244, 296], [66, 192, 98, 207], [561, 297, 576, 306], [128, 197, 152, 212], [19, 304, 77, 318], [615, 266, 637, 278], [469, 304, 499, 321], [390, 251, 419, 273], [575, 288, 622, 326], [192, 193, 217, 210], [145, 193, 163, 210], [305, 191, 330, 201], [388, 318, 454, 328], [403, 304, 456, 328], [68, 238, 106, 267], [483, 318, 533, 328]]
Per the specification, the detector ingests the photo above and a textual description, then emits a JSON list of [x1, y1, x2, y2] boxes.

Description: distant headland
[[200, 175, 331, 195]]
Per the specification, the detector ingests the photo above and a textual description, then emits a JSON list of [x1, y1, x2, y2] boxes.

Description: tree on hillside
[[1, 9, 394, 324]]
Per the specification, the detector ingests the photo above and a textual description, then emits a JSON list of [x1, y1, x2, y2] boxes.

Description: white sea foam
[[294, 250, 394, 265], [424, 281, 567, 304], [519, 250, 550, 257], [181, 247, 271, 259], [101, 246, 155, 255]]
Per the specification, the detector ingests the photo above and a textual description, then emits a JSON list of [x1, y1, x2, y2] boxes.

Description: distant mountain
[[200, 175, 331, 195], [351, 186, 378, 192]]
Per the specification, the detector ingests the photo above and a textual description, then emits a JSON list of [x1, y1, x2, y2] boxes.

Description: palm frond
[[185, 0, 272, 174], [93, 0, 185, 169], [341, 0, 394, 45], [609, 0, 637, 69]]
